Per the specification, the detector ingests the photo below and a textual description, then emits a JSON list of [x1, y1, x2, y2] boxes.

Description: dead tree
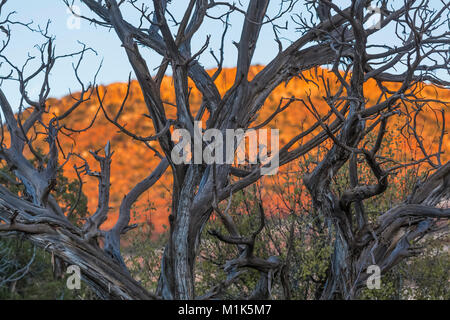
[[0, 0, 449, 299]]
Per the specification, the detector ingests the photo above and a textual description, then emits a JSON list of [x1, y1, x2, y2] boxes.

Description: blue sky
[[2, 0, 313, 109], [0, 1, 448, 110]]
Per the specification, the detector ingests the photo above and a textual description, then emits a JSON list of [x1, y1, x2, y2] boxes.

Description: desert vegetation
[[0, 0, 449, 300]]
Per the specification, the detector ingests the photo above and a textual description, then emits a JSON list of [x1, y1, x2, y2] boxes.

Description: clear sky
[[0, 0, 448, 110], [2, 0, 313, 109]]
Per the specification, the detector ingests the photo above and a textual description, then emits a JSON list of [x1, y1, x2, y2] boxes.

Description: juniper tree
[[0, 0, 449, 299]]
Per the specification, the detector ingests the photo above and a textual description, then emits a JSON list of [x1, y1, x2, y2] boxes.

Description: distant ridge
[[17, 66, 449, 232]]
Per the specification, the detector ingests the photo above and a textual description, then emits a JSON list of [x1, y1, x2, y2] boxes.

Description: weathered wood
[[0, 0, 448, 300]]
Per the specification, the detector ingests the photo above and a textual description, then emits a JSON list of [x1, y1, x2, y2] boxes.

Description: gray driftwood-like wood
[[0, 0, 449, 299]]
